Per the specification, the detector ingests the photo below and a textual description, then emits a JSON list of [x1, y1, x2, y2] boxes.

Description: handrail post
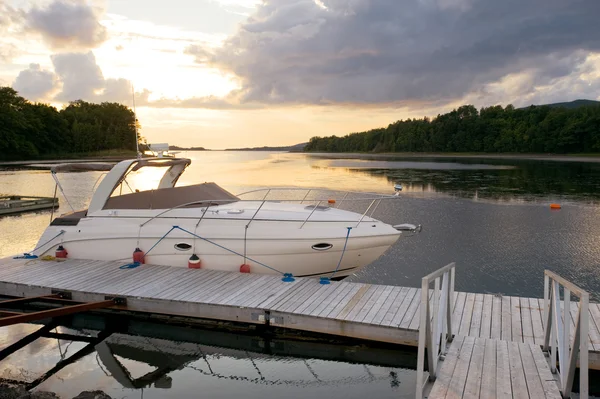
[[542, 270, 588, 399], [416, 263, 456, 399], [299, 201, 322, 229]]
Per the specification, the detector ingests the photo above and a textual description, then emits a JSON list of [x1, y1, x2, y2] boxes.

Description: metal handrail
[[543, 270, 589, 399], [135, 190, 402, 228], [236, 186, 400, 198], [416, 263, 455, 399]]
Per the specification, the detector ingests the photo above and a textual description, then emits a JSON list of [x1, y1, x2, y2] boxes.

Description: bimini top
[[51, 158, 190, 173], [87, 157, 193, 214], [52, 163, 115, 173]]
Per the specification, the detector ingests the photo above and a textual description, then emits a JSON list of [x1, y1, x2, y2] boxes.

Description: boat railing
[[139, 187, 402, 229]]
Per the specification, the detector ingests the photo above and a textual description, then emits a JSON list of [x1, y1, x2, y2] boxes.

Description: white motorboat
[[31, 157, 419, 279]]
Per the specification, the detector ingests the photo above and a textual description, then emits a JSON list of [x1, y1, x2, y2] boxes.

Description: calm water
[[1, 151, 600, 398]]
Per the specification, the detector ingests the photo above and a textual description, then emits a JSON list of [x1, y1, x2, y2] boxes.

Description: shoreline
[[303, 152, 600, 163]]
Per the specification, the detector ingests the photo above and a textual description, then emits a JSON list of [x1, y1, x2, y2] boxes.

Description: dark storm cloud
[[12, 64, 57, 100], [186, 0, 600, 106], [26, 0, 107, 49]]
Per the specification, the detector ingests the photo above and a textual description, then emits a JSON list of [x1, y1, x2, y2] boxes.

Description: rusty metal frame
[[0, 295, 119, 327]]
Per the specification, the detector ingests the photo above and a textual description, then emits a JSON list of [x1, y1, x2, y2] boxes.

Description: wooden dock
[[428, 336, 562, 398], [0, 256, 597, 385], [0, 195, 58, 215]]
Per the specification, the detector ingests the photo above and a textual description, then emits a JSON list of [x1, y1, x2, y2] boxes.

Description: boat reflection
[[0, 313, 415, 394]]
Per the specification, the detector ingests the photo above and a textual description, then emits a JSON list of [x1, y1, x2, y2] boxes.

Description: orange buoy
[[240, 264, 251, 273], [188, 254, 201, 269], [550, 204, 561, 210], [133, 247, 145, 264], [55, 245, 68, 258]]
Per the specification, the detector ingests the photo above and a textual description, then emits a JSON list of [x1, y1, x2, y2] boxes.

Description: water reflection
[[310, 156, 600, 204], [0, 314, 416, 399]]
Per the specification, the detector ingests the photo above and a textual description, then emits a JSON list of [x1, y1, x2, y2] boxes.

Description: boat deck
[[0, 256, 599, 370]]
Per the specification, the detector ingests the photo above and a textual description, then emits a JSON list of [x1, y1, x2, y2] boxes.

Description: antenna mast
[[132, 84, 141, 159]]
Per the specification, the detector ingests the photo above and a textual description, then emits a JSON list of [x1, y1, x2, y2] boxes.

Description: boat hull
[[35, 218, 401, 278]]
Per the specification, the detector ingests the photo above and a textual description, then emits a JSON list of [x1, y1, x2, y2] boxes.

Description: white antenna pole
[[132, 83, 140, 159]]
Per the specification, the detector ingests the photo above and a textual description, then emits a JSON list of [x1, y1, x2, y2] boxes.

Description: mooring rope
[[13, 230, 66, 259], [321, 227, 353, 284], [119, 225, 294, 281], [120, 226, 177, 269]]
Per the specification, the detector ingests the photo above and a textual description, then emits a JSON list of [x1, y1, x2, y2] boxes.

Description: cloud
[[12, 64, 58, 101], [140, 94, 264, 109], [52, 52, 105, 101], [25, 0, 107, 49], [49, 51, 151, 104], [186, 0, 600, 107]]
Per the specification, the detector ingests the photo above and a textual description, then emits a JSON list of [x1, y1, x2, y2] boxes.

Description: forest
[[304, 103, 600, 154], [0, 87, 140, 161]]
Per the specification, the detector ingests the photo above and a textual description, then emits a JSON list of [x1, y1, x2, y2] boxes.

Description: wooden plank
[[178, 272, 246, 301], [479, 338, 497, 399], [469, 294, 485, 338], [314, 282, 355, 317], [200, 274, 262, 303], [234, 277, 287, 307], [530, 341, 563, 399], [379, 287, 412, 326], [361, 285, 395, 324], [501, 295, 512, 341], [343, 285, 379, 321], [258, 279, 311, 309], [293, 283, 335, 314], [321, 284, 361, 318], [370, 286, 403, 325], [511, 296, 523, 344], [303, 282, 350, 316], [587, 303, 600, 352], [507, 341, 528, 399], [215, 275, 273, 305], [397, 288, 421, 329], [452, 292, 467, 335], [334, 284, 372, 320], [126, 267, 194, 297], [146, 268, 222, 298], [520, 296, 535, 344], [408, 288, 435, 332], [275, 280, 324, 313], [351, 284, 388, 323], [463, 336, 485, 398], [529, 298, 545, 346], [479, 294, 493, 339], [446, 335, 475, 398], [161, 269, 229, 301], [428, 335, 465, 398], [518, 343, 546, 399], [491, 295, 502, 340], [496, 340, 513, 399], [106, 266, 177, 295], [458, 293, 476, 337], [226, 276, 281, 306], [268, 278, 317, 311], [249, 278, 308, 308], [80, 264, 171, 294]]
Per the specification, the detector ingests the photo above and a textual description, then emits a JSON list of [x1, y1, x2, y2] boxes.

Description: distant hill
[[169, 145, 209, 151], [225, 142, 307, 152], [523, 99, 600, 109]]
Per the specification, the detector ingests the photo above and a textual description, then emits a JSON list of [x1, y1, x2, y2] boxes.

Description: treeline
[[305, 104, 600, 154], [0, 87, 139, 161]]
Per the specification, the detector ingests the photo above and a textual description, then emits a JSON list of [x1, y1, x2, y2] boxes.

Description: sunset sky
[[1, 0, 599, 149]]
